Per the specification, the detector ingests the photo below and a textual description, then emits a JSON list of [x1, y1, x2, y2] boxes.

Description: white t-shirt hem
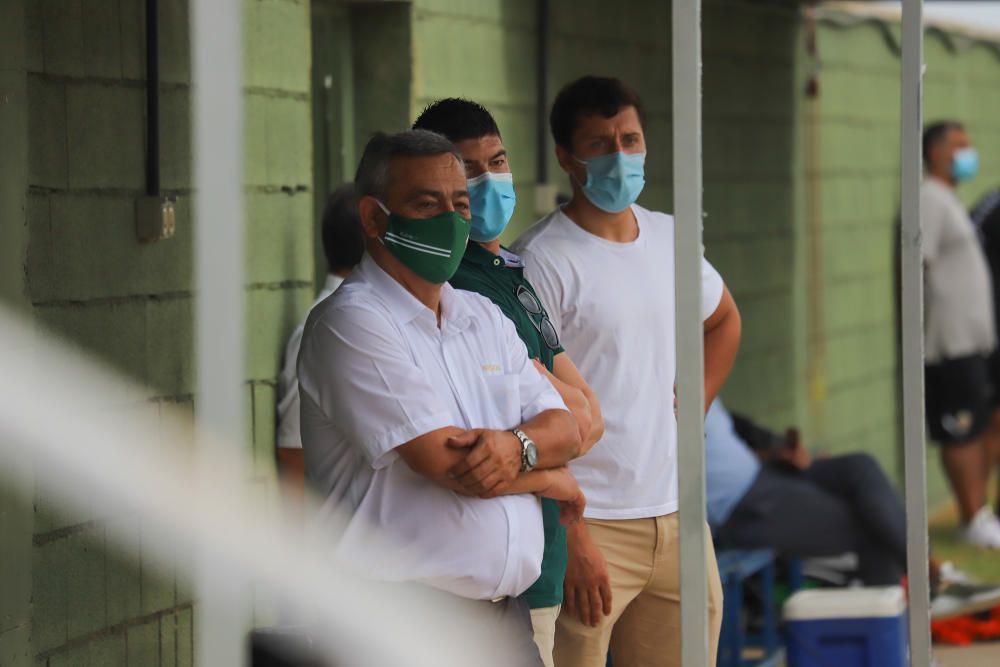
[[582, 499, 679, 521]]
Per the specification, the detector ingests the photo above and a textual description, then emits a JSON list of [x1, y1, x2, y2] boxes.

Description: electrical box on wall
[[135, 196, 176, 243]]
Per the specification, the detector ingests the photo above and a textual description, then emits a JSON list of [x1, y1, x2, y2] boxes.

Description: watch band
[[512, 428, 536, 472]]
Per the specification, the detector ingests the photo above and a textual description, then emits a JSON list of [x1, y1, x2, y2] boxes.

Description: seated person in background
[[705, 398, 1000, 618], [412, 97, 604, 667], [275, 183, 364, 503], [705, 398, 907, 586], [298, 130, 585, 664]]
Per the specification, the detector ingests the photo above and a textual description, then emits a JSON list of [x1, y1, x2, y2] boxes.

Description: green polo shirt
[[449, 242, 567, 610]]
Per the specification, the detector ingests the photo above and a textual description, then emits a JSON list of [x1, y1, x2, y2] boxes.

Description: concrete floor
[[934, 643, 1000, 666]]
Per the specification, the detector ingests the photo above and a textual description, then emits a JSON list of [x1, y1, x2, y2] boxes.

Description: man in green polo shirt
[[414, 99, 604, 667]]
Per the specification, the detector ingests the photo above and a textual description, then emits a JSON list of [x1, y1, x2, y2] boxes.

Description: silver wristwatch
[[512, 428, 538, 473]]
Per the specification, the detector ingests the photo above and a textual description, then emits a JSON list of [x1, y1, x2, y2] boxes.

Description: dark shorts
[[990, 350, 1000, 407], [925, 354, 994, 445]]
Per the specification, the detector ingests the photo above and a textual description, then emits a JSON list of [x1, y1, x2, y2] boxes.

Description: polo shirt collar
[[461, 242, 524, 269], [322, 273, 345, 294], [358, 253, 473, 332]]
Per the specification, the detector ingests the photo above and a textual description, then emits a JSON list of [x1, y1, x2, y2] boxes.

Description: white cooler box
[[784, 586, 908, 667]]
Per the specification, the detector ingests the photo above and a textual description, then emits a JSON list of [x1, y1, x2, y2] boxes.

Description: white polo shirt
[[513, 204, 725, 520], [275, 274, 344, 450], [298, 254, 566, 600]]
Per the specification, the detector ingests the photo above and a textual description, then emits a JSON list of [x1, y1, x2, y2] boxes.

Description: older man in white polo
[[298, 130, 584, 664]]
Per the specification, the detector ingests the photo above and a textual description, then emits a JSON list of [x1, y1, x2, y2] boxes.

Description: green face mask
[[376, 200, 471, 284]]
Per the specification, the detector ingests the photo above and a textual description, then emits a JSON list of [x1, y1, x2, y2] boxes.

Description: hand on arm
[[703, 286, 741, 411], [444, 408, 581, 497]]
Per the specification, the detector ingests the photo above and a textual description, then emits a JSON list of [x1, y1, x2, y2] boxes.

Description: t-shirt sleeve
[[701, 255, 725, 321], [497, 305, 569, 422], [297, 306, 454, 469], [275, 322, 305, 449], [920, 188, 946, 263], [520, 250, 565, 337]]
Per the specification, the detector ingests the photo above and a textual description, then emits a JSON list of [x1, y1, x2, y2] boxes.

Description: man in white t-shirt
[[513, 76, 742, 666], [275, 183, 364, 502], [299, 130, 587, 663]]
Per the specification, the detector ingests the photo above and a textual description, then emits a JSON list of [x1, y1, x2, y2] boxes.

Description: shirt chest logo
[[481, 363, 503, 375]]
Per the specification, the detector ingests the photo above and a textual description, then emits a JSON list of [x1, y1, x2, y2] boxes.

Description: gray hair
[[354, 129, 463, 201]]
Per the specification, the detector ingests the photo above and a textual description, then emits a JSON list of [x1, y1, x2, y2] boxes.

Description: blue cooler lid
[[784, 586, 906, 621]]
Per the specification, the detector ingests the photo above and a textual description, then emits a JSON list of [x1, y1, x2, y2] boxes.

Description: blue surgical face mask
[[573, 151, 646, 213], [951, 147, 979, 183], [467, 172, 516, 242]]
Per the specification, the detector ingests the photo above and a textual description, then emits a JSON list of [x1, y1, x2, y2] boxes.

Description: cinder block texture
[[66, 83, 145, 190], [26, 76, 67, 190], [22, 0, 315, 663]]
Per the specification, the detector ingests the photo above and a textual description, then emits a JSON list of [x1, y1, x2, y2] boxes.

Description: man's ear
[[357, 196, 384, 240]]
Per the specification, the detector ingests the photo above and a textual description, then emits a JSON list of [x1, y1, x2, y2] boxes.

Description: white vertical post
[[191, 0, 249, 664], [900, 1, 931, 665], [672, 2, 709, 666]]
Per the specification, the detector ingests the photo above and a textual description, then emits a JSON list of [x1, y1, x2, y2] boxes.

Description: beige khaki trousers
[[529, 604, 561, 667], [553, 514, 723, 667]]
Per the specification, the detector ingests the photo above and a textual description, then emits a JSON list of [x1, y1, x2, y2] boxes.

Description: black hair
[[549, 75, 646, 149], [321, 182, 365, 273], [922, 120, 964, 164], [413, 98, 502, 143]]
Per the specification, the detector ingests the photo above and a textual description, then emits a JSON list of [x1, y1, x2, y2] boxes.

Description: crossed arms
[[396, 407, 586, 523]]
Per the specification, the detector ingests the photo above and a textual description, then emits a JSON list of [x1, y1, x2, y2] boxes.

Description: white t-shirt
[[298, 254, 567, 599], [275, 274, 345, 450], [512, 204, 725, 520]]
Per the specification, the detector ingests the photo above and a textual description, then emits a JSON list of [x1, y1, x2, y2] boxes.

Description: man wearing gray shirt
[[921, 120, 1000, 548]]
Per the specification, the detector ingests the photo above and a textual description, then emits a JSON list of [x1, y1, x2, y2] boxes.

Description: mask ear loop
[[569, 156, 590, 191], [373, 199, 391, 246]]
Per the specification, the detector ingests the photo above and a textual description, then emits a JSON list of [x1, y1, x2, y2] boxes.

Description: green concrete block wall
[[16, 0, 313, 663], [801, 18, 1000, 505], [1, 1, 35, 664], [702, 2, 800, 429]]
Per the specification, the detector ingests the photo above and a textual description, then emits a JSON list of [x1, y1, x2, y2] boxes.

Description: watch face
[[525, 442, 538, 468]]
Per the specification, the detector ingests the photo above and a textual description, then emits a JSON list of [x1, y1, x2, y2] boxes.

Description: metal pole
[[672, 1, 709, 665], [191, 0, 248, 664], [900, 1, 931, 665], [145, 0, 160, 197]]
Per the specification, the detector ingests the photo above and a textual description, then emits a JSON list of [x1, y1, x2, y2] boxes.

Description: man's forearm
[[493, 469, 555, 496], [578, 384, 604, 453], [550, 376, 592, 444], [533, 359, 592, 446]]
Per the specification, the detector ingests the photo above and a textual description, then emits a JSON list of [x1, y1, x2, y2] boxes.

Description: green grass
[[929, 497, 1000, 583]]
